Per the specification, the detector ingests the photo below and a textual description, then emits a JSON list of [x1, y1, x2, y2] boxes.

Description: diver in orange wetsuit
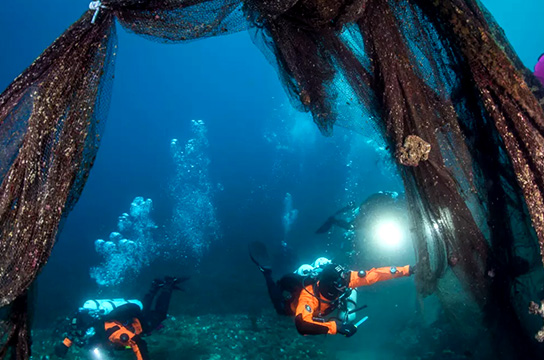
[[249, 241, 414, 337], [54, 276, 187, 360], [293, 263, 412, 336]]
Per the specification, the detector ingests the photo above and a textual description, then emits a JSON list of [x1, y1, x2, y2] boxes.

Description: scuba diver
[[316, 191, 403, 234], [536, 53, 544, 87], [249, 241, 414, 337], [54, 276, 187, 360]]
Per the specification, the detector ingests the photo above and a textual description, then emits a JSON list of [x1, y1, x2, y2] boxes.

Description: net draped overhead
[[1, 0, 544, 358]]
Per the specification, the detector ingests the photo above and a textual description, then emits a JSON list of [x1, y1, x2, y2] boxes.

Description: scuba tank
[[294, 257, 332, 277], [295, 264, 314, 276], [338, 290, 358, 322], [81, 299, 143, 316]]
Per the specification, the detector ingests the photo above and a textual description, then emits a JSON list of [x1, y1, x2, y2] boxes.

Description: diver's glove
[[54, 341, 70, 358], [337, 322, 357, 337], [409, 264, 417, 276]]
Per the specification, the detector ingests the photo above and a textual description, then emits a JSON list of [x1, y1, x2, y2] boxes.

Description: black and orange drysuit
[[104, 315, 149, 360], [56, 277, 184, 359], [59, 304, 151, 360], [293, 265, 411, 335]]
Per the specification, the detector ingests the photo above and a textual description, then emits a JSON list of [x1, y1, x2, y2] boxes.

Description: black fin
[[249, 241, 271, 270], [334, 203, 358, 216], [316, 203, 359, 234], [316, 217, 336, 234]]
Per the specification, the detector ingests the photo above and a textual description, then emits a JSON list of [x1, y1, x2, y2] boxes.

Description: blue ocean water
[[0, 1, 543, 359]]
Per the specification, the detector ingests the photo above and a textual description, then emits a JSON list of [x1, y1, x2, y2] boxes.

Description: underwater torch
[[354, 316, 369, 328], [92, 347, 104, 360]]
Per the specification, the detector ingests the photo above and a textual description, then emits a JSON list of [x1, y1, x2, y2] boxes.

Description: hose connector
[[89, 1, 104, 24]]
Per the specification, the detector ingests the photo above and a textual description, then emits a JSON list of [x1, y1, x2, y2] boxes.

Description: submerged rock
[[32, 312, 333, 359]]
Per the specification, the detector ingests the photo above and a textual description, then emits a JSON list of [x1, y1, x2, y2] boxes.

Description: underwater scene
[[1, 0, 544, 359]]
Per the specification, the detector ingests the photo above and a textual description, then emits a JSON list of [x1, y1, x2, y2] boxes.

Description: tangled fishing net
[[1, 0, 544, 358]]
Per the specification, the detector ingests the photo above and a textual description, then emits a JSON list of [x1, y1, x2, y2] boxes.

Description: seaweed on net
[[1, 0, 544, 358]]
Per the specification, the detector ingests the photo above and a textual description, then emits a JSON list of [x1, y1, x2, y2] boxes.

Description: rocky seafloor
[[31, 312, 332, 360], [30, 311, 474, 360]]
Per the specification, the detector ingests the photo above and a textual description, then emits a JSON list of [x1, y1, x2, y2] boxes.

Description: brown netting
[[106, 0, 248, 42], [0, 2, 249, 356], [247, 0, 544, 356], [0, 11, 116, 305], [0, 10, 116, 358], [0, 294, 30, 360], [1, 0, 544, 358]]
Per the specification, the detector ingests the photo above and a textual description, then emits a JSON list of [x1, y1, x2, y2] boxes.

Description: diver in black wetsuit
[[316, 191, 404, 235], [54, 276, 187, 360]]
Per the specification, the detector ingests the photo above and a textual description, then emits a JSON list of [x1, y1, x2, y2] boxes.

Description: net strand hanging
[[1, 0, 544, 357]]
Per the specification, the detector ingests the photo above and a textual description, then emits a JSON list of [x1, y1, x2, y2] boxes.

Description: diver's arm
[[348, 266, 411, 288], [55, 315, 102, 357], [294, 286, 337, 335], [54, 338, 72, 358]]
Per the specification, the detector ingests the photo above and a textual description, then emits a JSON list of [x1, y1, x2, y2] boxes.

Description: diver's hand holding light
[[337, 315, 369, 337], [337, 322, 358, 337]]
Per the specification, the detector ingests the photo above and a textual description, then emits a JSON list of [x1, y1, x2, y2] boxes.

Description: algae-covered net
[[0, 2, 246, 357], [0, 11, 117, 358], [248, 0, 544, 354], [1, 0, 544, 358]]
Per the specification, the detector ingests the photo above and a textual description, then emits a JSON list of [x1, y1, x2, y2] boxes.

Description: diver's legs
[[262, 269, 287, 315], [142, 288, 171, 332], [330, 219, 353, 231], [142, 280, 161, 312], [249, 241, 288, 315], [142, 277, 183, 333]]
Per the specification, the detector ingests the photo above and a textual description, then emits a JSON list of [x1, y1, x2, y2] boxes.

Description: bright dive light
[[374, 220, 403, 248], [92, 348, 102, 359]]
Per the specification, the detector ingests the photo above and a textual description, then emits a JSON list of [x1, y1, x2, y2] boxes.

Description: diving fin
[[152, 276, 189, 291], [317, 216, 355, 233], [249, 241, 271, 272], [334, 202, 358, 216], [317, 203, 359, 234], [316, 216, 336, 234], [168, 276, 189, 291]]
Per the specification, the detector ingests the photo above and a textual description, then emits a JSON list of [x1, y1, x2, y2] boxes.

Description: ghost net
[[1, 0, 544, 358], [0, 11, 117, 358], [247, 0, 544, 356], [0, 1, 247, 357]]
